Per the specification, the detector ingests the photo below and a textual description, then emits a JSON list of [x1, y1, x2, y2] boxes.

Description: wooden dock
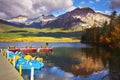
[[0, 53, 23, 80]]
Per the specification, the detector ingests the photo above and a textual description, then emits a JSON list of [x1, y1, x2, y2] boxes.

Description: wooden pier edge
[[0, 53, 24, 80]]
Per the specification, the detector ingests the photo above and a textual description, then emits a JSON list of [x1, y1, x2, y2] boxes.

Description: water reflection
[[68, 47, 110, 77], [1, 42, 120, 80], [45, 47, 111, 78], [109, 50, 120, 80], [34, 67, 74, 80]]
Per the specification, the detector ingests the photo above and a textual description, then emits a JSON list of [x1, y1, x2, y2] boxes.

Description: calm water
[[0, 42, 120, 80]]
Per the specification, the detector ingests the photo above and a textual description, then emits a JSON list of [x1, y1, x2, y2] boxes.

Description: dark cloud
[[110, 0, 120, 9], [0, 0, 74, 19]]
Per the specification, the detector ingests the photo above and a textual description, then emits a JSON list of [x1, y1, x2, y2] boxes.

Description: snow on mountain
[[5, 7, 110, 30], [7, 15, 28, 23], [43, 7, 110, 31]]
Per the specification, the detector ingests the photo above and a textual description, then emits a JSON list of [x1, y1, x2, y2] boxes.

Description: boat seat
[[8, 46, 15, 49]]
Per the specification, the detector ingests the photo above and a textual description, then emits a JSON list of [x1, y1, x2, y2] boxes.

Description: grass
[[2, 37, 80, 42], [0, 23, 81, 42], [0, 23, 19, 31]]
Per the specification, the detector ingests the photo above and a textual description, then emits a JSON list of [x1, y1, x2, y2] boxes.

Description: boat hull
[[8, 48, 19, 53], [16, 58, 44, 70], [40, 48, 53, 52], [20, 48, 37, 54]]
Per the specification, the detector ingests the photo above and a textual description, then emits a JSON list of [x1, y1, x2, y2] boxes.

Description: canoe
[[15, 58, 44, 70], [20, 48, 37, 54], [40, 48, 53, 52]]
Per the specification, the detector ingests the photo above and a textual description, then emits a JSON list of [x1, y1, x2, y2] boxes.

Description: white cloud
[[104, 10, 111, 15], [0, 0, 74, 19], [0, 12, 7, 19], [35, 67, 74, 80], [96, 0, 101, 2], [80, 1, 85, 4], [89, 1, 94, 4], [96, 10, 111, 15], [67, 6, 76, 11]]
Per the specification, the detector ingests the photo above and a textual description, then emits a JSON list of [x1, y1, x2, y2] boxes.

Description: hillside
[[0, 23, 81, 42], [43, 7, 110, 30], [81, 11, 120, 49], [0, 7, 111, 42], [0, 23, 19, 31]]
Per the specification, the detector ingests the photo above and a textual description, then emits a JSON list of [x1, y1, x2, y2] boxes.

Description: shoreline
[[0, 37, 81, 42]]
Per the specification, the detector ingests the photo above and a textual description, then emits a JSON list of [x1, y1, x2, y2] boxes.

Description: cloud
[[0, 0, 74, 19], [80, 1, 85, 4], [110, 0, 120, 9], [89, 1, 94, 4], [67, 6, 76, 11], [104, 10, 111, 15], [96, 10, 111, 15], [96, 0, 101, 2], [0, 12, 7, 19], [34, 67, 74, 80]]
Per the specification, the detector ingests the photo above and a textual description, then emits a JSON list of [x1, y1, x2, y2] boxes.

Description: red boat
[[20, 48, 37, 54], [40, 48, 53, 52], [9, 48, 19, 53], [8, 46, 19, 52]]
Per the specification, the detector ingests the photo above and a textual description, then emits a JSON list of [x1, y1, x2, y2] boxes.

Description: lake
[[0, 42, 120, 80]]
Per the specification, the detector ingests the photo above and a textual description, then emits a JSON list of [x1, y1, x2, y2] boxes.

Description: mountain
[[0, 19, 25, 27], [6, 15, 56, 28], [2, 7, 110, 31], [7, 15, 28, 23], [43, 7, 110, 31], [39, 15, 56, 26]]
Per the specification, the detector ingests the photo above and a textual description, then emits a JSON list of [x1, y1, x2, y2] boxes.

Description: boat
[[8, 46, 19, 52], [40, 48, 53, 52], [5, 51, 25, 64], [6, 51, 25, 58], [20, 46, 37, 54], [15, 58, 44, 70]]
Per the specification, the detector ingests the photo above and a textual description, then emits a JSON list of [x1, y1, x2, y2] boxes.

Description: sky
[[0, 0, 120, 19]]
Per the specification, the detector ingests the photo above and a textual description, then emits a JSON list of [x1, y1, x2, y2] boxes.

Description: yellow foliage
[[105, 37, 111, 43], [4, 37, 80, 42], [99, 36, 105, 43]]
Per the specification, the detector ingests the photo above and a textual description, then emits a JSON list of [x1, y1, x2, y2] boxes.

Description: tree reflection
[[69, 47, 111, 77], [109, 50, 120, 80]]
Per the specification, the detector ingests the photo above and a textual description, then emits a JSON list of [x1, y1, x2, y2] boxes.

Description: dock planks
[[0, 53, 23, 80]]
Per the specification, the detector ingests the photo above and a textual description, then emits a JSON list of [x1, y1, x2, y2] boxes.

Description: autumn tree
[[81, 11, 120, 49]]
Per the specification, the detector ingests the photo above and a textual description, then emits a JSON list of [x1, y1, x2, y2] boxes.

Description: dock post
[[31, 67, 34, 80], [37, 48, 40, 52], [6, 52, 9, 60], [19, 64, 22, 75], [13, 56, 16, 67], [0, 49, 2, 53]]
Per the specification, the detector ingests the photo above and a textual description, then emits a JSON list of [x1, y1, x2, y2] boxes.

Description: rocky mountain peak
[[3, 7, 111, 31], [7, 15, 28, 23], [44, 7, 110, 30], [70, 7, 95, 16], [41, 14, 55, 20]]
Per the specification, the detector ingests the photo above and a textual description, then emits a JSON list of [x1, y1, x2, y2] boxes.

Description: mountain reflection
[[69, 47, 110, 77]]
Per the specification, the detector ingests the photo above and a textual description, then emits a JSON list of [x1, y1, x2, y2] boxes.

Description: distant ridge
[[1, 7, 111, 31], [43, 7, 110, 30]]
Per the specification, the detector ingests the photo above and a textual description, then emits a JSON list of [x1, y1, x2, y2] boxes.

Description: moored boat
[[40, 48, 53, 52], [16, 58, 44, 70], [8, 46, 19, 52], [20, 46, 37, 54]]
